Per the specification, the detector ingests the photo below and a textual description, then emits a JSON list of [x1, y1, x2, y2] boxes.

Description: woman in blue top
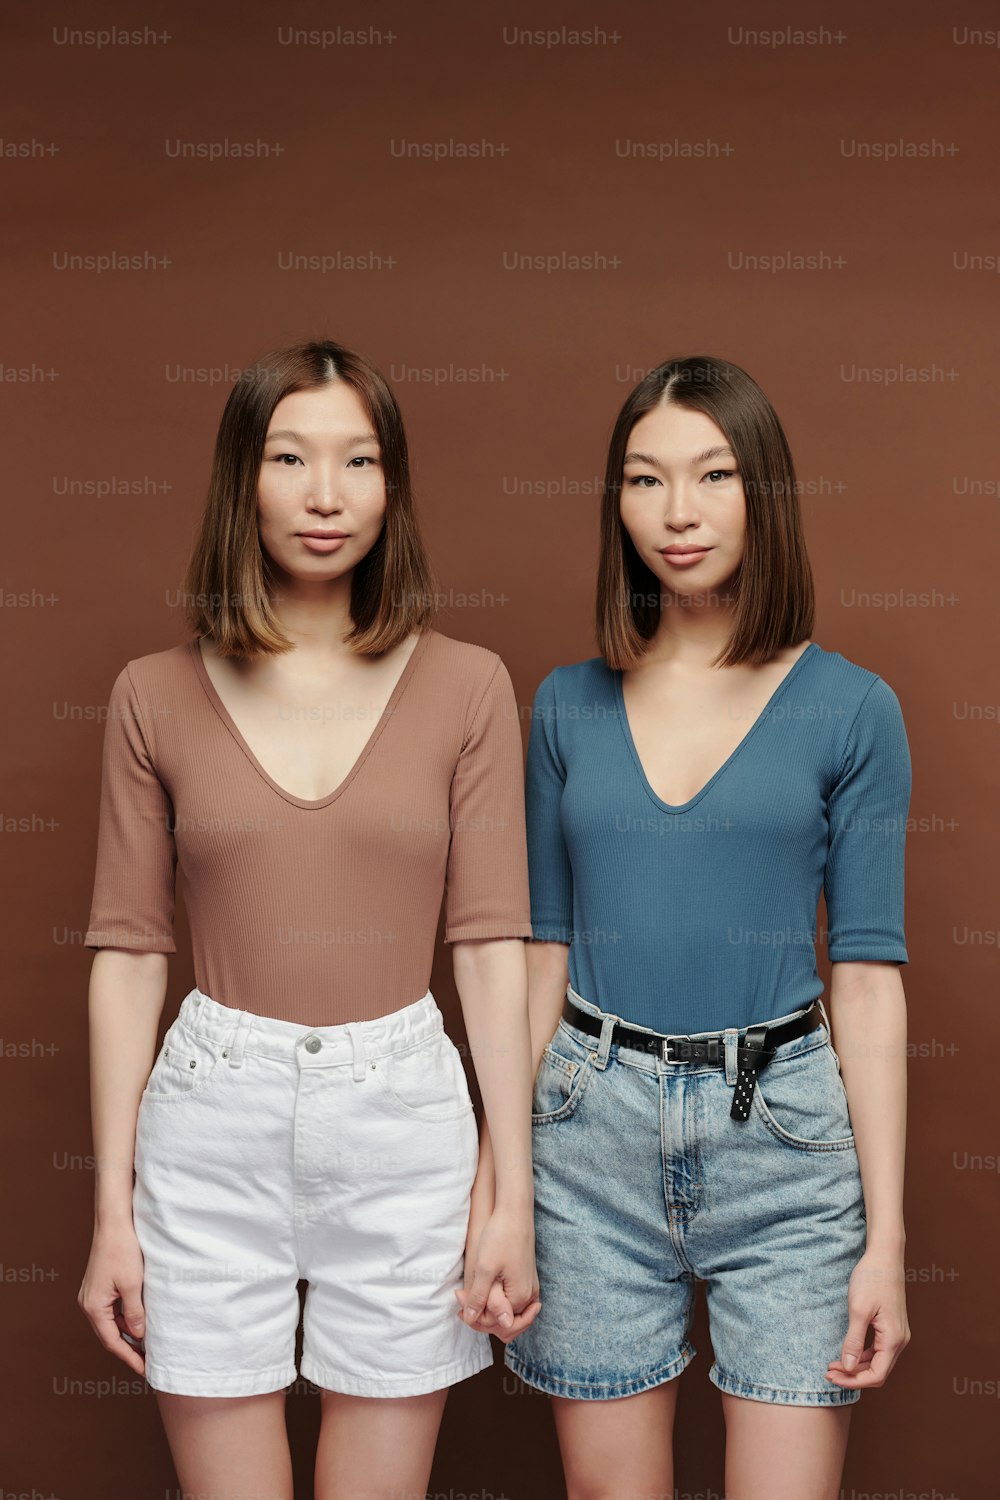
[[484, 356, 911, 1498]]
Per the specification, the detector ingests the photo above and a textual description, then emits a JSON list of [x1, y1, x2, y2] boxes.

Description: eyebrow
[[623, 445, 736, 467], [264, 428, 379, 446]]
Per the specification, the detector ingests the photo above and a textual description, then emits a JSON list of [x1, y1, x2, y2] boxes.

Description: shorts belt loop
[[189, 990, 203, 1028], [226, 1010, 254, 1069], [594, 1013, 618, 1071], [815, 995, 840, 1069], [723, 1029, 739, 1086], [344, 1024, 367, 1082]]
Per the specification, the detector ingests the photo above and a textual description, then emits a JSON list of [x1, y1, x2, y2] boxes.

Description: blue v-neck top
[[525, 642, 911, 1033]]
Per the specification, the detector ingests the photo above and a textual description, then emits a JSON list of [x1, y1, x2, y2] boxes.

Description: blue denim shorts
[[503, 985, 867, 1407]]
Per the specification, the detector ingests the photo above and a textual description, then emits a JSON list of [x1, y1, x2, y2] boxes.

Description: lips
[[660, 546, 710, 555], [298, 531, 348, 539]]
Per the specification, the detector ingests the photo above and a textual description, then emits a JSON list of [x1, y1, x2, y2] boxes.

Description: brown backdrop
[[3, 1, 995, 1495]]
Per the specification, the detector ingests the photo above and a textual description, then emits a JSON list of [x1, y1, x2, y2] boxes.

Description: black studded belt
[[560, 996, 823, 1122]]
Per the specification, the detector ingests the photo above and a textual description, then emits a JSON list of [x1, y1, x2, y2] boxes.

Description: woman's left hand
[[454, 1204, 541, 1344], [825, 1246, 912, 1389]]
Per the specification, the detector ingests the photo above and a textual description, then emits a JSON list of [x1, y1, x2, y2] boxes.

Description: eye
[[704, 469, 737, 483], [272, 453, 302, 466], [624, 474, 661, 487], [348, 455, 379, 468]]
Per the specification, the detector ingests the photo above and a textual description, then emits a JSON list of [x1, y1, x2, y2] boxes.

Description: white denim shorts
[[131, 985, 490, 1398]]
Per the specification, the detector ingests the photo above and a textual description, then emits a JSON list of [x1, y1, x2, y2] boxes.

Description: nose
[[304, 463, 346, 511], [662, 478, 700, 528]]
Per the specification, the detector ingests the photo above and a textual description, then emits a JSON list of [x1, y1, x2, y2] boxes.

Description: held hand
[[454, 1207, 541, 1345], [78, 1222, 147, 1376], [825, 1247, 912, 1390], [458, 1149, 512, 1334]]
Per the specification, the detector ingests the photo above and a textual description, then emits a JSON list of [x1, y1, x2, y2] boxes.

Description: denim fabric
[[133, 985, 489, 1397], [504, 985, 867, 1406]]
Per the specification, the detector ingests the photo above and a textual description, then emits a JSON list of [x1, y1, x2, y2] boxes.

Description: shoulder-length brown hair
[[596, 354, 815, 670], [182, 339, 438, 658]]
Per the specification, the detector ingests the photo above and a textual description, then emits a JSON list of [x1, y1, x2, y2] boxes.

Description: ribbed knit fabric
[[84, 628, 533, 1023], [526, 642, 912, 1034]]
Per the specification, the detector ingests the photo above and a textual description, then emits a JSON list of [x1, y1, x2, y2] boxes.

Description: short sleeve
[[525, 670, 574, 943], [443, 658, 533, 943], [824, 676, 911, 964], [83, 665, 178, 953]]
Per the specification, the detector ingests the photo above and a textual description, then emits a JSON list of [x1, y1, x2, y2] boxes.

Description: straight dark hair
[[596, 355, 815, 670], [182, 339, 437, 658]]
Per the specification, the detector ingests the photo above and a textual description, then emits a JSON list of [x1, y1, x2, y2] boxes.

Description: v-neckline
[[613, 641, 819, 814], [188, 627, 433, 811]]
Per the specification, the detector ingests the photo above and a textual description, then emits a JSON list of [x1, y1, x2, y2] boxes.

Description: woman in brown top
[[77, 340, 541, 1497]]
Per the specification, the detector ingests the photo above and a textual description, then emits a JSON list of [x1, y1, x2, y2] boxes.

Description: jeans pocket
[[532, 1041, 593, 1125], [378, 1030, 474, 1123], [142, 1018, 228, 1104], [752, 1042, 856, 1152]]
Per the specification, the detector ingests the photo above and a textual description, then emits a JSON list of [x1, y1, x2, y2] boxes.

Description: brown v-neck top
[[83, 628, 533, 1023]]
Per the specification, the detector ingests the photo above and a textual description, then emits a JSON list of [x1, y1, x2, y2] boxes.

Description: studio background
[[3, 2, 995, 1495]]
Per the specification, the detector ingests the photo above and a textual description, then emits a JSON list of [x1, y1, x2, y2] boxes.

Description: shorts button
[[304, 1035, 322, 1053]]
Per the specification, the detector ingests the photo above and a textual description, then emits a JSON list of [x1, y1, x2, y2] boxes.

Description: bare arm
[[524, 940, 572, 1064], [467, 939, 569, 1223], [824, 959, 911, 1388], [451, 937, 532, 1206], [830, 960, 907, 1249], [89, 949, 167, 1219], [450, 936, 544, 1332], [77, 948, 169, 1372]]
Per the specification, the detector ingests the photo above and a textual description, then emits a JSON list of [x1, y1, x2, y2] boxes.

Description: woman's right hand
[[77, 1220, 146, 1376]]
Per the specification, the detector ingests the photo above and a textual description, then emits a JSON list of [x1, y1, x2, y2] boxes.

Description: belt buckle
[[662, 1033, 724, 1064], [662, 1033, 692, 1064]]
